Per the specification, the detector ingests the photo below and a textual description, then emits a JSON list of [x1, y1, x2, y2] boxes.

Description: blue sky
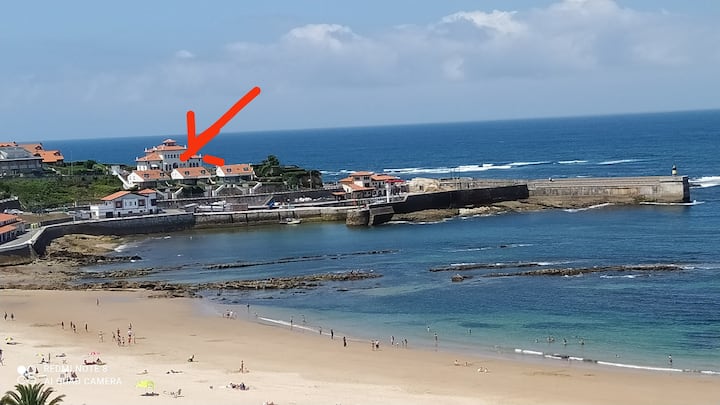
[[2, 0, 719, 141]]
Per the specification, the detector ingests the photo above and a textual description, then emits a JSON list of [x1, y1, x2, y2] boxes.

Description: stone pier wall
[[527, 176, 689, 204]]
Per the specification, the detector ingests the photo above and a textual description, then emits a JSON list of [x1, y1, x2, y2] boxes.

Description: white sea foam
[[598, 159, 641, 165], [639, 200, 704, 206], [513, 348, 719, 373], [114, 244, 128, 253], [596, 361, 682, 372], [558, 160, 588, 165], [563, 203, 613, 213], [508, 161, 551, 167], [689, 176, 720, 188], [383, 163, 514, 175]]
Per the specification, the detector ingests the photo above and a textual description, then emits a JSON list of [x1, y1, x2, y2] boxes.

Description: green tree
[[0, 383, 65, 405]]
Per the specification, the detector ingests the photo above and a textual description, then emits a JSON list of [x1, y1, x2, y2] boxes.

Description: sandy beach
[[0, 289, 717, 405]]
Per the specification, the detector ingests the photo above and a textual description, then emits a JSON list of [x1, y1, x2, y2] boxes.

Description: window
[[139, 199, 145, 206], [115, 201, 122, 208], [150, 199, 157, 206]]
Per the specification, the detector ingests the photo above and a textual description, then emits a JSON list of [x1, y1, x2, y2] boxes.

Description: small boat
[[281, 217, 302, 225]]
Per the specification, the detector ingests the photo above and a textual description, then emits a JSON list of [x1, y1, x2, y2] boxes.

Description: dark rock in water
[[484, 264, 685, 277], [451, 274, 465, 282]]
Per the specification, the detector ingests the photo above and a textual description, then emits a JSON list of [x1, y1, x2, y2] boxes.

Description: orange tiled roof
[[136, 153, 162, 162], [19, 143, 44, 153], [101, 191, 131, 201], [154, 145, 186, 151], [131, 170, 168, 181], [338, 177, 354, 183], [370, 174, 401, 182], [172, 167, 212, 178], [0, 224, 18, 234], [36, 150, 64, 163], [0, 213, 20, 223], [137, 188, 157, 195], [0, 142, 18, 147], [218, 164, 254, 175]]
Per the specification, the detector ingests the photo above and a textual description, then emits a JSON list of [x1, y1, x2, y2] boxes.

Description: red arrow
[[180, 86, 261, 166]]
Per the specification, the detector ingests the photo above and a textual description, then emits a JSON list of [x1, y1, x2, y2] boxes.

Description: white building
[[337, 171, 406, 199], [90, 189, 160, 219], [136, 138, 203, 172], [0, 213, 25, 244]]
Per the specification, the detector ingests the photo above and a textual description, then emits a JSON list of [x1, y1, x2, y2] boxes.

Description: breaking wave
[[598, 159, 642, 165], [689, 176, 720, 188]]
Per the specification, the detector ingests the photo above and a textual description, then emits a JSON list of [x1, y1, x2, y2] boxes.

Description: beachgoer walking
[[668, 355, 673, 366], [391, 336, 395, 346], [319, 327, 322, 335], [434, 333, 438, 346], [3, 312, 6, 320], [343, 336, 347, 347], [10, 313, 13, 321], [96, 298, 99, 306], [330, 329, 334, 340], [61, 321, 64, 329], [240, 360, 244, 373], [128, 329, 133, 345], [85, 323, 88, 332]]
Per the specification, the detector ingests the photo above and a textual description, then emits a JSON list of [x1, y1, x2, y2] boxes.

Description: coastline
[[1, 289, 719, 405]]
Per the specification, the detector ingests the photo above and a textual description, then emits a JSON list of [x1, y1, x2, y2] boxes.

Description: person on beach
[[61, 321, 64, 329], [0, 348, 4, 365], [96, 298, 99, 306], [99, 331, 104, 343], [85, 323, 88, 332], [3, 312, 6, 321], [669, 355, 673, 366], [330, 329, 334, 339], [343, 336, 347, 347], [10, 313, 14, 321]]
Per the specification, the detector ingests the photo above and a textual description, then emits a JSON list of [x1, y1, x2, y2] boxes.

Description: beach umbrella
[[136, 380, 155, 393]]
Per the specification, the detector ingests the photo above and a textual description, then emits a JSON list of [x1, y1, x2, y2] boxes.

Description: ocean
[[49, 110, 720, 373]]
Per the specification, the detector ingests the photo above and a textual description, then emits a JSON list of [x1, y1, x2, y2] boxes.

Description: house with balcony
[[337, 171, 406, 200], [136, 138, 203, 172], [89, 189, 160, 219], [0, 213, 25, 244]]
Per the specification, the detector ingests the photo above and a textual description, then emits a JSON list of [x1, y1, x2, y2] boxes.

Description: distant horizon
[[34, 107, 720, 145]]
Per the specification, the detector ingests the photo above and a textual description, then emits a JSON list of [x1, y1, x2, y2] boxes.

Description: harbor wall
[[527, 176, 689, 204], [193, 207, 351, 228], [390, 185, 529, 214]]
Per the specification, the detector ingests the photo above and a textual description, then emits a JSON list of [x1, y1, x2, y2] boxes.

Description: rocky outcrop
[[0, 270, 382, 298], [484, 264, 684, 277]]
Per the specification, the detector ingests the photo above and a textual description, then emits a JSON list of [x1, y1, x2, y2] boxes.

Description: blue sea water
[[52, 110, 720, 373]]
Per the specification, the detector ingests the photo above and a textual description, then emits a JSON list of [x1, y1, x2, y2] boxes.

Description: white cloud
[[174, 49, 195, 60], [283, 24, 360, 51], [2, 0, 719, 139], [438, 10, 527, 36]]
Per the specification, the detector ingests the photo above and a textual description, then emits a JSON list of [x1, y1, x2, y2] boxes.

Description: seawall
[[527, 176, 690, 205]]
